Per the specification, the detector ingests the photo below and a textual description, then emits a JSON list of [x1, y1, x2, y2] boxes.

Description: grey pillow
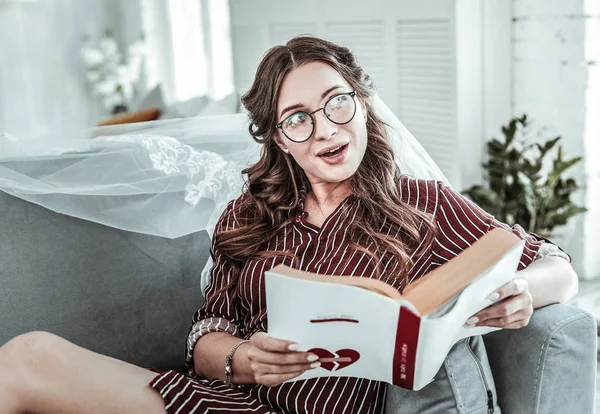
[[0, 191, 210, 372], [196, 92, 241, 116], [133, 84, 165, 112], [160, 95, 210, 119]]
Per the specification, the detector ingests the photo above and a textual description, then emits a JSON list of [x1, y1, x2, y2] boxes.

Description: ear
[[273, 133, 286, 150], [273, 133, 289, 153]]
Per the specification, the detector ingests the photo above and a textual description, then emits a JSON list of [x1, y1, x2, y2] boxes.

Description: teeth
[[324, 145, 344, 155]]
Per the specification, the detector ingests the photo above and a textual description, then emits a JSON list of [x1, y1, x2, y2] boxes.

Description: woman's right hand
[[246, 332, 321, 387]]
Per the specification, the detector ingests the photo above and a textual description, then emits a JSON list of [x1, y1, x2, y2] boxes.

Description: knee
[[0, 331, 65, 375]]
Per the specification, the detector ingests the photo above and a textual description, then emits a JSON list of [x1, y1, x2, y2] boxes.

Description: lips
[[317, 143, 349, 157], [318, 143, 349, 165]]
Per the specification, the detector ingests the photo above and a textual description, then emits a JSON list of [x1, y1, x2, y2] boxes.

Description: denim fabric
[[484, 304, 597, 414], [386, 305, 596, 414], [386, 336, 501, 413]]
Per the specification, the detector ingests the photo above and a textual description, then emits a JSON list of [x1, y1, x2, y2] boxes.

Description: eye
[[285, 112, 310, 129], [327, 94, 349, 111]]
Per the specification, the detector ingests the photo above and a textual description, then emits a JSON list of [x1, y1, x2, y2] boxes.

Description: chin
[[317, 167, 358, 184]]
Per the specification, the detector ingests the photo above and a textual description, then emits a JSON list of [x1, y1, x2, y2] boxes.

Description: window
[[167, 0, 234, 101], [168, 0, 207, 101], [140, 0, 234, 103]]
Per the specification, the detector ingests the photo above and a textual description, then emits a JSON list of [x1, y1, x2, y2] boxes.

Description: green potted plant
[[462, 114, 587, 238]]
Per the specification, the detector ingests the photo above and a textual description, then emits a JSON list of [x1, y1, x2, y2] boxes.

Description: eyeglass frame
[[275, 90, 357, 143]]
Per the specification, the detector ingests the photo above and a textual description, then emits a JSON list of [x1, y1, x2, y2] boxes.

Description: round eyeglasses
[[276, 91, 357, 143]]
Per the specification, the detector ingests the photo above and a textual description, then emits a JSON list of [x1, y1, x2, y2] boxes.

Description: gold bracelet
[[224, 339, 249, 388]]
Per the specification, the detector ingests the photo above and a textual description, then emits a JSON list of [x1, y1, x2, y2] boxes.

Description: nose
[[312, 109, 337, 141]]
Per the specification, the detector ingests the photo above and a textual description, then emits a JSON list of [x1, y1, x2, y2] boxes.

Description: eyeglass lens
[[281, 93, 356, 142]]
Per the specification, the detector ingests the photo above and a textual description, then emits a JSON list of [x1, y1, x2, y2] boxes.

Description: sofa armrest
[[483, 303, 597, 414]]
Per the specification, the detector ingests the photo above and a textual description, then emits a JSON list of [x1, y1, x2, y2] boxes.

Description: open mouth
[[317, 143, 349, 165], [318, 143, 348, 158]]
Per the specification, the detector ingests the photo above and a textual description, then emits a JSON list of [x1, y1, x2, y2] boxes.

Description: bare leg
[[0, 331, 167, 414]]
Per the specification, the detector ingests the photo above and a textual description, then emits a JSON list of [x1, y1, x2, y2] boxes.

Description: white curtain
[[140, 0, 235, 104], [0, 0, 118, 139]]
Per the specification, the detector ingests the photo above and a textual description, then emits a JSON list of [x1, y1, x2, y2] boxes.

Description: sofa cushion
[[0, 191, 210, 372]]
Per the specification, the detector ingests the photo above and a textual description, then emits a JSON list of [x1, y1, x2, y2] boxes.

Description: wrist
[[231, 341, 253, 383], [225, 340, 254, 386]]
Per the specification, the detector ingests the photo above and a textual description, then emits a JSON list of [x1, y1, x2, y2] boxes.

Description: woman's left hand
[[466, 278, 533, 329]]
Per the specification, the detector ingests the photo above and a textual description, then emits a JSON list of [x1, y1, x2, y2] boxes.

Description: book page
[[410, 240, 524, 389], [265, 271, 399, 384]]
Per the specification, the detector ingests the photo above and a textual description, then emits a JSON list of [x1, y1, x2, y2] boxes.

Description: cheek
[[352, 122, 368, 152], [290, 144, 314, 166]]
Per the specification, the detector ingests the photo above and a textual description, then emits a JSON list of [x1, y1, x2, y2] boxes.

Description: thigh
[[385, 337, 502, 414], [0, 331, 166, 414]]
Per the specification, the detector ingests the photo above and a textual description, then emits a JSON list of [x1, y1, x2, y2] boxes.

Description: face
[[275, 62, 368, 187]]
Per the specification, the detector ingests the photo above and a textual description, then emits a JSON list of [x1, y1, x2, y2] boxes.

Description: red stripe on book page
[[392, 306, 421, 389]]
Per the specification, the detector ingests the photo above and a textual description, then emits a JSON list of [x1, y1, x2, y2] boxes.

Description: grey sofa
[[0, 190, 597, 413]]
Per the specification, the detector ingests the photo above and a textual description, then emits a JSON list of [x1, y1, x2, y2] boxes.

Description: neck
[[308, 181, 352, 208]]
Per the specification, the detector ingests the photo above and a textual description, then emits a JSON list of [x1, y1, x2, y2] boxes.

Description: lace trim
[[106, 134, 245, 207]]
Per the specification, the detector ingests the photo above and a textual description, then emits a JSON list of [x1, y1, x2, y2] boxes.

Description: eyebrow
[[278, 85, 345, 119]]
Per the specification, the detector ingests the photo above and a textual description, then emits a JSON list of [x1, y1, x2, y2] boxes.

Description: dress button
[[295, 216, 301, 223]]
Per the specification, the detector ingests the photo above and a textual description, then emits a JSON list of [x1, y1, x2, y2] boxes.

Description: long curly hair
[[215, 35, 436, 293]]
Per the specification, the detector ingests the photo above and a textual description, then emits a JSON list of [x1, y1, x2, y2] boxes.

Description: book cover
[[265, 228, 525, 390]]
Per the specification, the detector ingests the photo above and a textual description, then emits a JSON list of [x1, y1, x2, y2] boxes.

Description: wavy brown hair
[[215, 35, 436, 294]]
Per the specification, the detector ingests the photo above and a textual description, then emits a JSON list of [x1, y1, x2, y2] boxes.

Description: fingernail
[[466, 317, 479, 325], [488, 292, 500, 301], [310, 362, 321, 369], [307, 354, 319, 362], [288, 344, 299, 351]]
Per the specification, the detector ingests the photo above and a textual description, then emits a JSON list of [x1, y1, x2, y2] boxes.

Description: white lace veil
[[0, 96, 449, 292]]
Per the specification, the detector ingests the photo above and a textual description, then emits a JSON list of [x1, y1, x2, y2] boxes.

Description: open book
[[265, 228, 525, 390]]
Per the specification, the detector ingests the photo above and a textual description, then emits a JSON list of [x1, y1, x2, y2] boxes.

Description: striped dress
[[148, 176, 568, 414]]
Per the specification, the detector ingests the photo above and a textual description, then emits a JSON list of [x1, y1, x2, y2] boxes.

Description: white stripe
[[319, 377, 342, 412], [167, 380, 192, 411], [160, 373, 185, 397], [326, 205, 359, 274], [354, 379, 372, 413], [303, 378, 321, 413], [441, 189, 486, 239]]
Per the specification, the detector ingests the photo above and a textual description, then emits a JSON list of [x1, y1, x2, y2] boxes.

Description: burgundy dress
[[148, 176, 559, 414]]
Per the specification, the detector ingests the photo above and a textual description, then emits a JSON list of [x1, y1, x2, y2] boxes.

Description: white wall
[[0, 0, 141, 139], [583, 0, 600, 280], [511, 0, 598, 278]]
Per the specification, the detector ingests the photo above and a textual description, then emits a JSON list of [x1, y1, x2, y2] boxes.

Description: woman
[[0, 36, 578, 414]]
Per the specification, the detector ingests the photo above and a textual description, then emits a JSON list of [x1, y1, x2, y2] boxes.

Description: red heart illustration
[[307, 348, 360, 371]]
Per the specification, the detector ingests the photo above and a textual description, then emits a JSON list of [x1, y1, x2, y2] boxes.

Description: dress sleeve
[[431, 182, 571, 271], [185, 199, 243, 378]]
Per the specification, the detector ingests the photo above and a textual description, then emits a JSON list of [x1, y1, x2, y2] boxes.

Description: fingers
[[247, 345, 318, 366], [472, 294, 527, 323], [250, 332, 299, 352], [489, 278, 528, 302], [467, 289, 533, 329], [248, 332, 321, 387], [250, 360, 320, 375], [475, 309, 531, 329]]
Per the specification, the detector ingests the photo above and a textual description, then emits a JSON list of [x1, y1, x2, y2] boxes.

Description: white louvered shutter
[[325, 21, 390, 105], [396, 19, 457, 184], [229, 0, 471, 186]]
